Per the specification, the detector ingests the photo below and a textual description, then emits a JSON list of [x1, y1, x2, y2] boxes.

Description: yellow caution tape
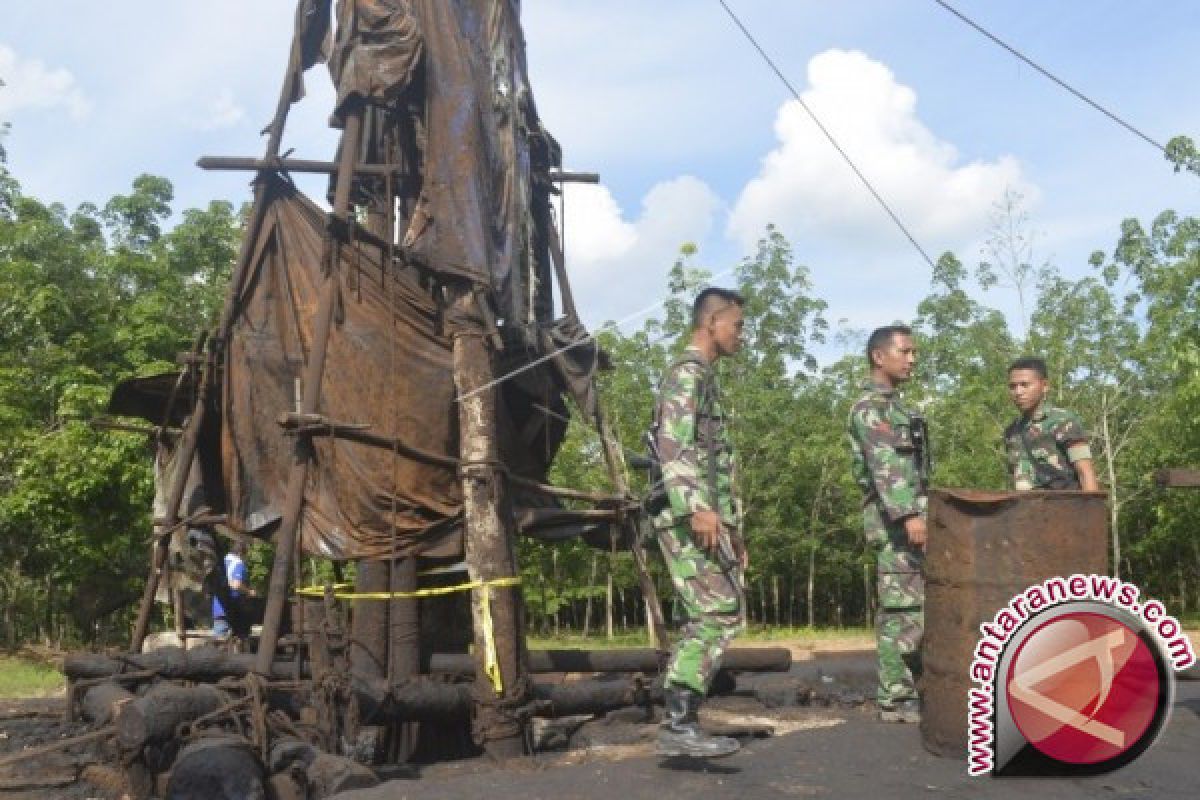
[[294, 575, 519, 601], [295, 575, 521, 695]]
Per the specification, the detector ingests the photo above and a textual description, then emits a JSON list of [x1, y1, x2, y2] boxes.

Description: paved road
[[338, 677, 1200, 800]]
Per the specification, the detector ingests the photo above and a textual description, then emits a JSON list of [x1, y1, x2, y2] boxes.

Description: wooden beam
[[196, 155, 397, 177], [1155, 468, 1200, 489]]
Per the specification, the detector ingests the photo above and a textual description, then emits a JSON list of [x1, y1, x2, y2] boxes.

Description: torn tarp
[[218, 176, 575, 561]]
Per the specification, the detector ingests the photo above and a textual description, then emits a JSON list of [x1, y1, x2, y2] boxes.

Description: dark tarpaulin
[[327, 0, 560, 327], [223, 177, 459, 560], [108, 372, 196, 428], [219, 177, 573, 561], [289, 0, 334, 103], [328, 0, 422, 114]]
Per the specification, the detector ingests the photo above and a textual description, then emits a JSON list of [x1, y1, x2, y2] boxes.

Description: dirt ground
[[1, 636, 1196, 799]]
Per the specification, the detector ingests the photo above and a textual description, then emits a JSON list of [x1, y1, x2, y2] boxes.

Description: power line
[[932, 0, 1169, 157], [715, 0, 938, 271]]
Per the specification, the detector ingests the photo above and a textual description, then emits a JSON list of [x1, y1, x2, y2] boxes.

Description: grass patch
[[0, 655, 65, 698], [527, 626, 873, 650], [740, 625, 873, 644], [527, 631, 652, 650]]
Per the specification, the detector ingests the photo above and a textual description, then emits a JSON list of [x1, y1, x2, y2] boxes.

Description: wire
[[456, 263, 739, 402], [931, 0, 1170, 157], [715, 0, 937, 271]]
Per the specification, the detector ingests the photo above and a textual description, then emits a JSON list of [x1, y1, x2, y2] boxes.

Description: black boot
[[656, 684, 740, 758]]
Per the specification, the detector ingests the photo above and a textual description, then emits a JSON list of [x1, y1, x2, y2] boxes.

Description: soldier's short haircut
[[692, 287, 745, 329], [1008, 356, 1048, 379], [866, 325, 913, 367]]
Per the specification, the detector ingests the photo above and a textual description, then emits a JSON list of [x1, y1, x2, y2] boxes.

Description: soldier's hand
[[689, 511, 722, 552], [904, 515, 927, 550]]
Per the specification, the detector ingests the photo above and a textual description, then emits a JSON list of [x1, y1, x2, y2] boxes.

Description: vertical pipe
[[350, 560, 389, 680], [388, 557, 420, 762]]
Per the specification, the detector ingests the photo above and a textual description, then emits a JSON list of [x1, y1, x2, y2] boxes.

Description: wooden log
[[305, 752, 380, 796], [450, 285, 531, 759], [80, 682, 135, 725], [1155, 468, 1200, 488], [164, 738, 265, 800], [428, 646, 790, 675], [67, 648, 247, 681], [116, 684, 229, 750], [354, 676, 662, 721]]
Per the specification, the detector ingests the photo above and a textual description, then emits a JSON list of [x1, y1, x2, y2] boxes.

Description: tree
[[0, 169, 240, 646]]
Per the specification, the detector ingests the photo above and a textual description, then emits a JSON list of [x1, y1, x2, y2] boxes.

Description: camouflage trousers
[[873, 525, 924, 707], [655, 522, 746, 694]]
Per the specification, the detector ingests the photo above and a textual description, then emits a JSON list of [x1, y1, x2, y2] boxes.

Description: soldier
[[651, 287, 747, 758], [1004, 357, 1099, 491], [846, 325, 929, 724]]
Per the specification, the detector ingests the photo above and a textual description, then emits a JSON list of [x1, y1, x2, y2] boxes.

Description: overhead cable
[[716, 0, 938, 271], [932, 0, 1170, 157]]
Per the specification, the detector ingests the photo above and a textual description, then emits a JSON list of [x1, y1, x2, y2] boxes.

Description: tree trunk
[[552, 549, 560, 638], [1099, 393, 1118, 575], [771, 575, 780, 626], [605, 567, 614, 640], [582, 554, 598, 639], [450, 286, 530, 760]]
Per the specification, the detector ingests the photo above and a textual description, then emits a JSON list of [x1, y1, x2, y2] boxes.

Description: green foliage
[[534, 203, 1200, 633], [1, 152, 1197, 646], [1165, 135, 1200, 177], [0, 168, 240, 647]]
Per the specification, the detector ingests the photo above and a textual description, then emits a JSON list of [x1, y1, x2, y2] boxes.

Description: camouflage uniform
[[652, 347, 745, 695], [846, 382, 928, 708], [1004, 404, 1092, 490]]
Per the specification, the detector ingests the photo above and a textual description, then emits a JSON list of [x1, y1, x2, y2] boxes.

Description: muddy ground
[[336, 674, 1200, 800], [2, 647, 1197, 799]]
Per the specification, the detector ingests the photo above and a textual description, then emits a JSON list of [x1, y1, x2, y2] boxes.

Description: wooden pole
[[255, 104, 364, 677], [450, 286, 530, 760], [129, 0, 315, 653], [595, 412, 669, 654]]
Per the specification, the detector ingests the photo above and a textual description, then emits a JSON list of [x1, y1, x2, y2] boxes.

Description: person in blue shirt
[[212, 539, 250, 638]]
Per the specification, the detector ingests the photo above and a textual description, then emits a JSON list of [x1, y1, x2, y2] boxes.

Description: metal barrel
[[921, 488, 1108, 756]]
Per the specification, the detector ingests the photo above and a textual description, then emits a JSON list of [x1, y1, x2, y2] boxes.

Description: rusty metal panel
[[921, 488, 1109, 757]]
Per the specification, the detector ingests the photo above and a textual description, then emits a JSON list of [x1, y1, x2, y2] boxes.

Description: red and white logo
[[1005, 611, 1162, 766]]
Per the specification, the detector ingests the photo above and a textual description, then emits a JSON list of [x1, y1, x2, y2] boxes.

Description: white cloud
[[0, 45, 91, 120], [562, 176, 722, 327], [729, 49, 1034, 255], [195, 88, 246, 131], [559, 183, 637, 265]]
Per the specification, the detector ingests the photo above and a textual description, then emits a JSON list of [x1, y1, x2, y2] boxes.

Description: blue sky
[[2, 1, 1197, 357]]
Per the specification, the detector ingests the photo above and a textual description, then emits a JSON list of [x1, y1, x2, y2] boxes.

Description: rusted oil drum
[[921, 488, 1108, 756]]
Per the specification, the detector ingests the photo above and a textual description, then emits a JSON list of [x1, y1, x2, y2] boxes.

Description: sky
[[2, 1, 1198, 360]]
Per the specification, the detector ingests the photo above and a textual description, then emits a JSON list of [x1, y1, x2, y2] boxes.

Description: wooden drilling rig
[[62, 2, 788, 796]]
